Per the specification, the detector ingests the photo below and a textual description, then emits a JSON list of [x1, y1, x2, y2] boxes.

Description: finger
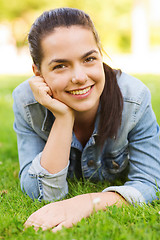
[[24, 212, 44, 228], [24, 203, 55, 229], [24, 216, 39, 227], [38, 85, 52, 96], [33, 224, 41, 232], [29, 76, 44, 85], [24, 219, 39, 229], [24, 219, 53, 232], [52, 224, 63, 233], [32, 82, 52, 98], [33, 76, 45, 82], [52, 220, 73, 233], [24, 212, 64, 231], [41, 225, 50, 231], [45, 86, 53, 97]]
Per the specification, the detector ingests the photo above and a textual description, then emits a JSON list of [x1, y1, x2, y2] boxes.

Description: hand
[[24, 194, 93, 232], [29, 76, 74, 118], [24, 192, 126, 232]]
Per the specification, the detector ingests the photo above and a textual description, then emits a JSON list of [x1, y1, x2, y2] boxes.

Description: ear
[[32, 64, 41, 76]]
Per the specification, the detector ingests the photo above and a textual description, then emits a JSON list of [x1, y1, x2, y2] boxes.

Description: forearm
[[24, 191, 128, 231], [41, 114, 74, 174]]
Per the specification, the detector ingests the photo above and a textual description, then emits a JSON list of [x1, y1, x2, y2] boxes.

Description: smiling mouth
[[68, 86, 92, 95]]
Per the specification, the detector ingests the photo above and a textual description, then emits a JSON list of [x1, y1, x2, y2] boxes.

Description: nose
[[72, 65, 87, 84]]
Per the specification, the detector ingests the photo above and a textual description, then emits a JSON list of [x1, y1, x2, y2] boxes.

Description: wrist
[[88, 192, 128, 213], [55, 111, 75, 126], [88, 193, 101, 212]]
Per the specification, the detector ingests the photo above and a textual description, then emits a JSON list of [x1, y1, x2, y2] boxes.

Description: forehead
[[41, 26, 99, 59]]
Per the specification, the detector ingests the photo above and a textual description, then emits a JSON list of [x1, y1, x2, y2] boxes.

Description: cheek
[[99, 65, 105, 85], [101, 71, 105, 87], [42, 77, 58, 96], [91, 66, 105, 86], [47, 78, 67, 96]]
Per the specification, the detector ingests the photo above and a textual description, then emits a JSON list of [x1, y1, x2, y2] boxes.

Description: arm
[[25, 191, 127, 232], [24, 84, 160, 232], [40, 115, 74, 174], [13, 77, 74, 201], [102, 87, 160, 204], [28, 77, 75, 174], [13, 85, 45, 200]]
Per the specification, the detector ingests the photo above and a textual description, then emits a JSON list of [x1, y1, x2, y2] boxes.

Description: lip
[[67, 85, 94, 99], [67, 85, 93, 92]]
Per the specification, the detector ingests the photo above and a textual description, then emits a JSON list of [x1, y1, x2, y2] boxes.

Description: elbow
[[20, 172, 68, 202], [42, 181, 68, 202], [20, 172, 40, 200]]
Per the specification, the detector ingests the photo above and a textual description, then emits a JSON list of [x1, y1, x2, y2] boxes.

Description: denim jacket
[[13, 72, 160, 204]]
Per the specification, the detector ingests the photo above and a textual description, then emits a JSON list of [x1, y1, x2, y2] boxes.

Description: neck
[[74, 103, 98, 129], [73, 103, 99, 147]]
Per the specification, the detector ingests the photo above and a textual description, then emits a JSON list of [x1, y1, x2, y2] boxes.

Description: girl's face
[[39, 26, 105, 114]]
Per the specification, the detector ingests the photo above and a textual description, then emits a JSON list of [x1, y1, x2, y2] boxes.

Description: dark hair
[[28, 8, 101, 71], [28, 8, 123, 146]]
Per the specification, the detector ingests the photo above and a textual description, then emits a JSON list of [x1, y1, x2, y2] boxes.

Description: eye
[[84, 56, 96, 63], [52, 64, 67, 70]]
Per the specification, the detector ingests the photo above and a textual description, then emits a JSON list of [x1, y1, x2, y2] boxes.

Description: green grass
[[0, 74, 160, 240]]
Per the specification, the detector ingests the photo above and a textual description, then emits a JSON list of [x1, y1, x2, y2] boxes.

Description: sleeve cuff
[[102, 185, 146, 205], [28, 152, 69, 201]]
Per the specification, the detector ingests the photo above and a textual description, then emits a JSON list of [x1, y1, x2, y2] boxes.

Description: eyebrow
[[48, 49, 99, 66], [81, 49, 99, 59]]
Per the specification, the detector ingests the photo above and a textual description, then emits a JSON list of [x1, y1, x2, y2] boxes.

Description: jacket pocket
[[102, 146, 129, 175]]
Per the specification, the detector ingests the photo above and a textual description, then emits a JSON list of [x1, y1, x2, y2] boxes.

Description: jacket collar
[[71, 107, 100, 151], [41, 108, 55, 132], [41, 103, 100, 147]]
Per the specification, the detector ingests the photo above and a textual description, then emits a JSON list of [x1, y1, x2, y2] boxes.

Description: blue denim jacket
[[13, 72, 160, 204]]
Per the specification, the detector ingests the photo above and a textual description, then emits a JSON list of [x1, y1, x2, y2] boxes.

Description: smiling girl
[[13, 8, 160, 232]]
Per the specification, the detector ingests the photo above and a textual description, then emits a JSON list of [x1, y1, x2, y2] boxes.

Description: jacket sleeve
[[12, 84, 69, 202], [103, 87, 160, 205]]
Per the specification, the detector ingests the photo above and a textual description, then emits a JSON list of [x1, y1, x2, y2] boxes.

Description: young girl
[[13, 8, 160, 232]]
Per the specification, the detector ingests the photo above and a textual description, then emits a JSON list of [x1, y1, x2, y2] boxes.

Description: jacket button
[[87, 160, 94, 167], [112, 160, 119, 169]]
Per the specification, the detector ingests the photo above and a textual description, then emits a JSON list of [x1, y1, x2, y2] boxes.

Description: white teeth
[[69, 86, 91, 95]]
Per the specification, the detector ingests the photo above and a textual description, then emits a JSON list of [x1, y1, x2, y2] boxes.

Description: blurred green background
[[0, 0, 160, 74], [1, 0, 160, 51], [0, 0, 133, 52]]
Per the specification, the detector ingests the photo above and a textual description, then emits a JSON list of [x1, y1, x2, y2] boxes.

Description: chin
[[72, 103, 98, 113]]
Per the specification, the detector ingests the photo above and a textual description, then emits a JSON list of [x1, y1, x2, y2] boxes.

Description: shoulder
[[117, 72, 151, 105], [12, 77, 51, 136], [12, 77, 37, 106]]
